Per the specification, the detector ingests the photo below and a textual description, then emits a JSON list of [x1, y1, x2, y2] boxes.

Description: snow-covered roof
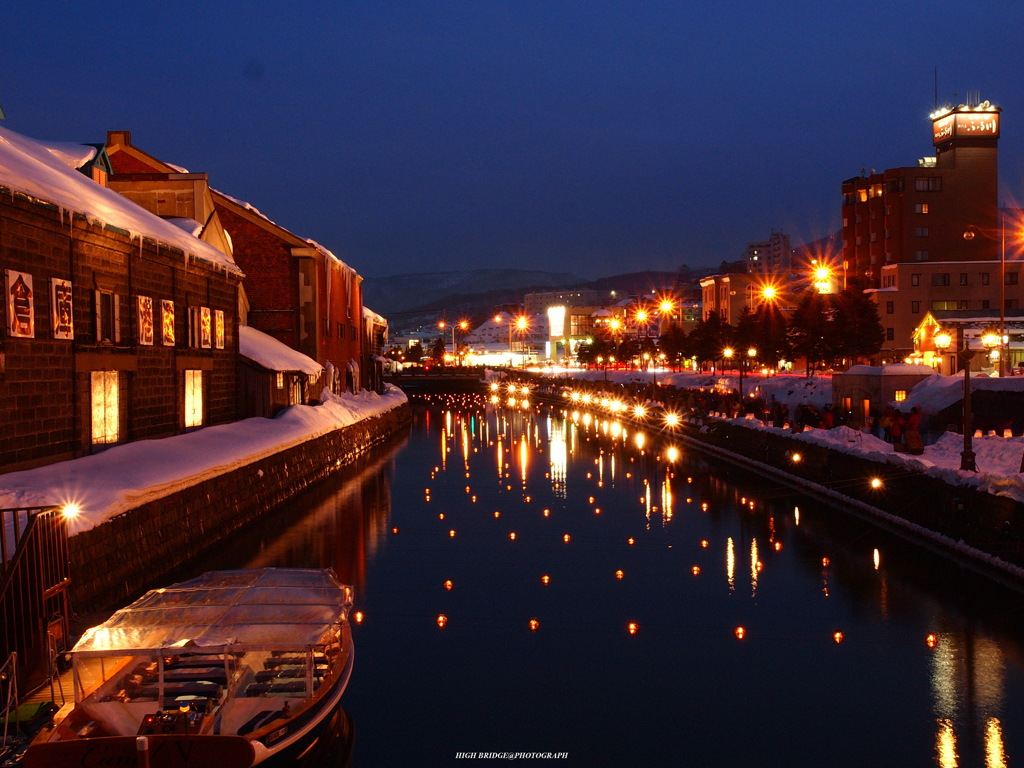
[[844, 364, 935, 376], [239, 325, 323, 376], [212, 188, 350, 269], [304, 237, 349, 269], [363, 306, 386, 324], [32, 139, 98, 170], [163, 217, 204, 237], [0, 126, 240, 275]]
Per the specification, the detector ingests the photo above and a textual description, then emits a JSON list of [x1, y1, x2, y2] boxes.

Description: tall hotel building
[[841, 99, 1000, 289]]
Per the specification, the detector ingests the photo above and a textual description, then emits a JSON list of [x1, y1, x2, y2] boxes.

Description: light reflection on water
[[192, 394, 1024, 766]]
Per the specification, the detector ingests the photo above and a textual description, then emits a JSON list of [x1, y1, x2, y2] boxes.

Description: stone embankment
[[69, 404, 410, 610], [531, 385, 1024, 589]]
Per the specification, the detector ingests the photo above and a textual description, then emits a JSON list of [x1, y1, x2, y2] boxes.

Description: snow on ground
[[717, 415, 1024, 503], [545, 368, 834, 411], [544, 367, 1024, 501], [0, 386, 407, 541]]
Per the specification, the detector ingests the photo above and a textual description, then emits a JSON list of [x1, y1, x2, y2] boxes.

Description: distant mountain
[[362, 269, 581, 314], [371, 268, 699, 333]]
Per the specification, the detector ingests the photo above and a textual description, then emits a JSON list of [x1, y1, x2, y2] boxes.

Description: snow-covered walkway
[[0, 386, 407, 536]]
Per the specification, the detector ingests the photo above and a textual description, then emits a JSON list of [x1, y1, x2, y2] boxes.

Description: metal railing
[[0, 506, 71, 694]]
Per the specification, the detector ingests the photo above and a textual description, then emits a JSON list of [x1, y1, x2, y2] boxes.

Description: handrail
[[0, 506, 71, 695]]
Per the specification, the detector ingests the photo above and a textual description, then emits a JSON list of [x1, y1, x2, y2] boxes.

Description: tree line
[[577, 283, 886, 375]]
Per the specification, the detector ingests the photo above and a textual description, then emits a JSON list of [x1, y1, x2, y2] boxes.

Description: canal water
[[190, 393, 1024, 767]]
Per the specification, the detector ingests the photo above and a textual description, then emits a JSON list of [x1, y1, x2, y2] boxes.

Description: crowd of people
[[528, 376, 924, 449]]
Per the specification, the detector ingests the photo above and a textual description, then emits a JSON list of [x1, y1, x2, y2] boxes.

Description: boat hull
[[23, 734, 255, 768]]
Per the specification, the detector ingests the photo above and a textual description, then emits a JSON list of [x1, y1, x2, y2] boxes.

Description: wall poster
[[6, 269, 35, 338], [51, 278, 73, 340]]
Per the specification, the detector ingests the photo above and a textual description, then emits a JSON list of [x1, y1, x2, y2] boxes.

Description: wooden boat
[[25, 568, 354, 767]]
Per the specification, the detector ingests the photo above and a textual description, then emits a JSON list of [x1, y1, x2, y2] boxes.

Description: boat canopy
[[73, 568, 353, 656]]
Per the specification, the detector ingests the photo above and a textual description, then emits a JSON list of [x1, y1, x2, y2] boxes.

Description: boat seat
[[244, 681, 308, 696], [163, 667, 228, 685], [262, 659, 325, 671], [164, 654, 235, 669], [254, 668, 325, 683], [137, 681, 222, 700]]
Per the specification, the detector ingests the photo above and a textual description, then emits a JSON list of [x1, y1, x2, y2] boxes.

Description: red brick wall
[[0, 193, 241, 471], [215, 204, 299, 349], [319, 262, 362, 370], [108, 152, 163, 175]]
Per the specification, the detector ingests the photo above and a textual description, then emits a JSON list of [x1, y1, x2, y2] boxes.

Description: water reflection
[[174, 395, 1024, 766]]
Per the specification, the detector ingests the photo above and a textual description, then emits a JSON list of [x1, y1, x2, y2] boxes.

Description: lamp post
[[455, 320, 469, 366], [959, 341, 977, 472], [723, 346, 734, 378], [964, 217, 1009, 376], [934, 330, 951, 376], [438, 320, 456, 359]]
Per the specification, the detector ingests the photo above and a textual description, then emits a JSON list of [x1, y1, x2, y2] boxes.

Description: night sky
[[5, 1, 1024, 279]]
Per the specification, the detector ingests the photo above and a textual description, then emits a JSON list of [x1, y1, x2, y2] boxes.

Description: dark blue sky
[[5, 1, 1024, 279]]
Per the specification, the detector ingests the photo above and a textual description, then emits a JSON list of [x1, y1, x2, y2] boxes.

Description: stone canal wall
[[68, 403, 410, 611], [685, 419, 1024, 578], [534, 390, 1024, 586]]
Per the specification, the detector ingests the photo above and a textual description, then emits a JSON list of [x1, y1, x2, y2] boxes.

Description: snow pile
[[901, 372, 1024, 415], [0, 386, 407, 538], [0, 126, 240, 274], [239, 325, 323, 376], [721, 415, 1024, 502]]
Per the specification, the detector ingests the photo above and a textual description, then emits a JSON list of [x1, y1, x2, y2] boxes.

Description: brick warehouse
[[105, 132, 366, 392], [0, 127, 243, 472]]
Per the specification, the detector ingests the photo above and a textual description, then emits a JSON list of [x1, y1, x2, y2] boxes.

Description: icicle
[[139, 236, 143, 259], [59, 206, 63, 226]]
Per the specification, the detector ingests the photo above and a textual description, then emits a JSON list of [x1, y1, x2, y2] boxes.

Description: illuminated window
[[894, 390, 907, 402], [90, 371, 119, 445], [858, 190, 868, 202], [276, 372, 285, 389], [94, 290, 120, 344], [184, 370, 204, 429], [915, 203, 929, 214], [932, 300, 958, 310]]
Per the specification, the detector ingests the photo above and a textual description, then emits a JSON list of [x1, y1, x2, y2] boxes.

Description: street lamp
[[739, 347, 757, 403], [959, 341, 977, 472], [438, 320, 456, 359], [934, 330, 951, 375], [723, 346, 734, 377], [964, 217, 1017, 376], [982, 329, 1000, 373]]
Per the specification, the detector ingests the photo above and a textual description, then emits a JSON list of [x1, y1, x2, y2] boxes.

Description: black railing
[[0, 506, 71, 694]]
